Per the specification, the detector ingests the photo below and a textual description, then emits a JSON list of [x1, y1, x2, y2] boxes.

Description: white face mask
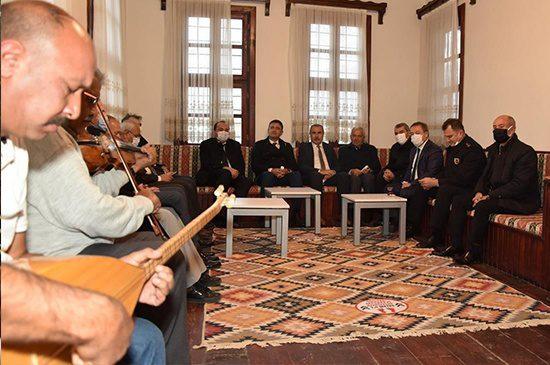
[[411, 133, 424, 147], [216, 130, 230, 143], [132, 137, 140, 147], [395, 133, 407, 145]]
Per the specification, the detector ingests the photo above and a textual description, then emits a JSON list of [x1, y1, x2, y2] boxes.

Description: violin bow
[[83, 91, 170, 240]]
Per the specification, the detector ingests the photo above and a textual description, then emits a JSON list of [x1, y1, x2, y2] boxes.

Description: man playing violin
[[23, 64, 191, 362], [1, 1, 170, 364]]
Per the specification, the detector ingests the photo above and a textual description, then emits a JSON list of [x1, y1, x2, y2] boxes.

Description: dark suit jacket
[[403, 139, 443, 183], [337, 143, 381, 174], [251, 138, 298, 176], [438, 134, 486, 189], [137, 135, 149, 147], [384, 140, 414, 181], [198, 138, 246, 176], [297, 142, 339, 175], [475, 134, 540, 212]]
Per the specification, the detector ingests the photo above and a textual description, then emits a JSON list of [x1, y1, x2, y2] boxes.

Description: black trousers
[[79, 239, 189, 365], [156, 184, 192, 224], [374, 171, 401, 194], [349, 173, 377, 193], [398, 184, 437, 234], [448, 193, 537, 257], [430, 185, 472, 243], [196, 169, 252, 198], [302, 171, 349, 195]]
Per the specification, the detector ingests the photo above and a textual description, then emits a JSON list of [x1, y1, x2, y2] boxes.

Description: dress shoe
[[206, 259, 221, 269], [405, 227, 417, 239], [200, 273, 222, 287], [453, 251, 480, 265], [187, 285, 221, 303], [434, 246, 462, 258], [416, 235, 441, 249]]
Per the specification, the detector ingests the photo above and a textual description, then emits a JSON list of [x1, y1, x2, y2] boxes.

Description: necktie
[[317, 144, 327, 170], [222, 144, 229, 167], [273, 141, 280, 149], [411, 148, 420, 180]]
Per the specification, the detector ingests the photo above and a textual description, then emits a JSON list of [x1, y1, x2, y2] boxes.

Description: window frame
[[307, 15, 371, 144], [458, 3, 465, 121], [231, 5, 256, 147]]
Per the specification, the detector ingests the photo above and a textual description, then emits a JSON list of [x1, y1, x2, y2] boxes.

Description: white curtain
[[418, 0, 460, 145], [163, 0, 233, 144], [290, 4, 368, 143], [92, 0, 127, 118]]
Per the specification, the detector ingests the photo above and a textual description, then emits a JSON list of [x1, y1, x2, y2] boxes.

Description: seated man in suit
[[376, 122, 414, 193], [398, 121, 443, 238], [252, 119, 302, 191], [298, 124, 348, 195], [338, 127, 381, 193], [196, 121, 252, 197], [451, 115, 540, 265], [417, 119, 486, 252]]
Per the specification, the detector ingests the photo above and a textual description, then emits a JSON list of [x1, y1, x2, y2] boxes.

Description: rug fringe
[[194, 318, 550, 351]]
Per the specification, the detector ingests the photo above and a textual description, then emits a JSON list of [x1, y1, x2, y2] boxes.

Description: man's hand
[[271, 168, 286, 179], [223, 166, 240, 179], [383, 169, 395, 182], [349, 169, 362, 177], [137, 184, 161, 212], [159, 171, 175, 182], [74, 296, 134, 364], [402, 181, 411, 189], [419, 177, 439, 190], [121, 248, 174, 307], [472, 192, 489, 207]]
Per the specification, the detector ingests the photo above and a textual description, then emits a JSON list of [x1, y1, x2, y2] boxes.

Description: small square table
[[264, 187, 321, 234], [226, 198, 290, 257], [341, 194, 407, 245]]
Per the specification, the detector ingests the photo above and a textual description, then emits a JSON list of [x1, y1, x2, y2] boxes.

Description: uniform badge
[[454, 158, 460, 165]]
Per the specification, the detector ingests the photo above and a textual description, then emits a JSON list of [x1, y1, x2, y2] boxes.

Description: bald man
[[450, 115, 540, 265], [1, 2, 167, 364]]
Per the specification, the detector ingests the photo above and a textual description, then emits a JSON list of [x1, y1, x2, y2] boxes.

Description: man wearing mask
[[398, 121, 443, 238], [376, 123, 414, 193], [450, 115, 540, 265], [416, 119, 486, 253], [298, 124, 349, 195], [197, 121, 252, 197], [338, 127, 381, 194]]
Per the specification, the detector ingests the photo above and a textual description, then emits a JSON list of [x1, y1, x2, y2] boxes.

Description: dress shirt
[[313, 143, 330, 170], [411, 140, 427, 180], [1, 137, 29, 263]]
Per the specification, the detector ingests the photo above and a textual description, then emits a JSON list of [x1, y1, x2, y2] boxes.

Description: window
[[458, 3, 465, 120], [185, 7, 255, 145], [231, 6, 256, 146], [307, 20, 370, 144]]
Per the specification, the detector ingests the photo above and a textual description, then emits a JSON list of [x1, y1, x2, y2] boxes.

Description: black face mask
[[493, 128, 511, 144]]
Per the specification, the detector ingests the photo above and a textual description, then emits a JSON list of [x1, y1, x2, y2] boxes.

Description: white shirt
[[312, 143, 330, 170], [1, 137, 29, 263], [411, 140, 427, 180]]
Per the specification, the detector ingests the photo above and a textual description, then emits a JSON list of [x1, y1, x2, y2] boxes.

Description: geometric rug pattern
[[200, 227, 550, 350]]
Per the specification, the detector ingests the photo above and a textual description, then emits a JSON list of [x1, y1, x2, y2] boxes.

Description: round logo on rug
[[356, 299, 408, 314]]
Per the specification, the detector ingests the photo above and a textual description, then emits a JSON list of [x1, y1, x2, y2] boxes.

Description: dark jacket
[[198, 137, 246, 176], [297, 142, 339, 175], [403, 139, 443, 183], [384, 139, 414, 181], [337, 143, 381, 174], [137, 135, 149, 147], [251, 137, 298, 175], [475, 134, 540, 212], [439, 134, 486, 189]]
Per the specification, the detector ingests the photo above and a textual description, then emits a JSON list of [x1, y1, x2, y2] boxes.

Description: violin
[[77, 124, 144, 174]]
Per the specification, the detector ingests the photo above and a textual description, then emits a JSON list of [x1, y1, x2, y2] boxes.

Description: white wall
[[125, 0, 423, 147], [462, 0, 550, 151]]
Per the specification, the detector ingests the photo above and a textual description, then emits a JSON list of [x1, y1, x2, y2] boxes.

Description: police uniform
[[429, 135, 486, 247]]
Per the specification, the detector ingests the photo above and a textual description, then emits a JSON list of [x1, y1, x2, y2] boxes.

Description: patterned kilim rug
[[199, 227, 550, 350]]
